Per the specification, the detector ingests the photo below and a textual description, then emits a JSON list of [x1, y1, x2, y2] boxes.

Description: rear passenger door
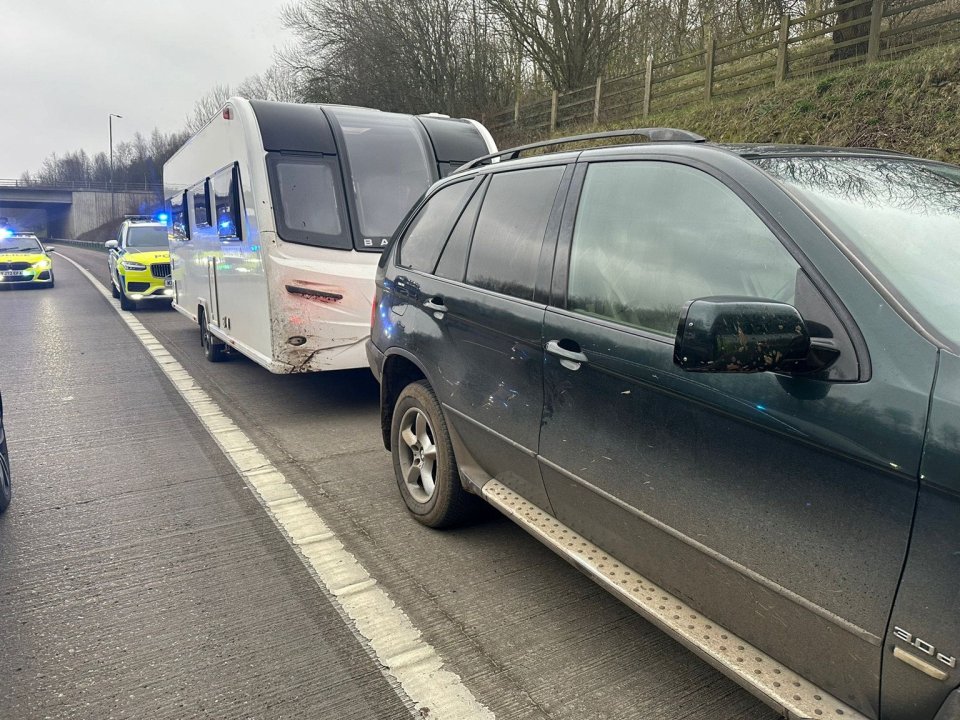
[[537, 158, 925, 716], [394, 163, 570, 510]]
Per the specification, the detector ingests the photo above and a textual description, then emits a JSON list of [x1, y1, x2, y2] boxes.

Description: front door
[[537, 158, 930, 716]]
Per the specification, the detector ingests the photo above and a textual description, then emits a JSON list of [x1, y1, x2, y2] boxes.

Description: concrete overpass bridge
[[0, 180, 162, 239]]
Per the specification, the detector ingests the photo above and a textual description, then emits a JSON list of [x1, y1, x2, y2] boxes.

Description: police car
[[0, 230, 55, 288], [105, 216, 173, 310]]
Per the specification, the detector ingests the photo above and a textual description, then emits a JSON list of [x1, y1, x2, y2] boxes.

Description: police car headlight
[[120, 260, 147, 271], [32, 259, 52, 270]]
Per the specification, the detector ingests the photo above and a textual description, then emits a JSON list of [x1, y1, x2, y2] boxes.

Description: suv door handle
[[545, 339, 589, 368], [423, 297, 448, 314]]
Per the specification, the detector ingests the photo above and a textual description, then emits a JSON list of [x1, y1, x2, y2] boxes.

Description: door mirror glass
[[674, 298, 811, 373], [104, 240, 118, 250]]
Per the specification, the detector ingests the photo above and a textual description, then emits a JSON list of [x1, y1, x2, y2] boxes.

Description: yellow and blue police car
[[105, 216, 173, 310], [0, 231, 55, 288]]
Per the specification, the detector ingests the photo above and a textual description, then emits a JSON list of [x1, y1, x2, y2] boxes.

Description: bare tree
[[487, 0, 639, 90]]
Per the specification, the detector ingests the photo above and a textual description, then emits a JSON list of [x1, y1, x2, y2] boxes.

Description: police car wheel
[[118, 284, 135, 311], [111, 278, 119, 298]]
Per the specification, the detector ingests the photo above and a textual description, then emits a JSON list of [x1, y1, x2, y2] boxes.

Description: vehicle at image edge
[[162, 97, 496, 372], [367, 128, 960, 720], [0, 388, 9, 514], [0, 231, 54, 288], [105, 217, 174, 310]]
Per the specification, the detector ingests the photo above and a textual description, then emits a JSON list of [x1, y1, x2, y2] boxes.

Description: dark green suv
[[367, 129, 960, 720]]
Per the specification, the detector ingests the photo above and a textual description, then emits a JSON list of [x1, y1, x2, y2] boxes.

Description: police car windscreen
[[126, 226, 168, 249], [0, 236, 42, 253], [330, 108, 434, 248]]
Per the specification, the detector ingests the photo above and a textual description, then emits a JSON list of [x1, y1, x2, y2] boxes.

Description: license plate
[[0, 271, 22, 277], [164, 276, 173, 287]]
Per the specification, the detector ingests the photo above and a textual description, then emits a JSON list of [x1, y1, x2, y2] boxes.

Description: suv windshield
[[0, 236, 42, 253], [754, 155, 960, 347], [328, 108, 434, 245], [126, 225, 168, 249]]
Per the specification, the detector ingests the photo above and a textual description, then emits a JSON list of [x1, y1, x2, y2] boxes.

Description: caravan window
[[168, 192, 189, 241], [327, 108, 434, 248], [213, 164, 242, 240], [267, 154, 352, 250], [191, 181, 210, 228]]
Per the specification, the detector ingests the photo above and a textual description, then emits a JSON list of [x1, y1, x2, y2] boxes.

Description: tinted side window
[[191, 181, 210, 229], [466, 166, 564, 301], [213, 164, 242, 240], [435, 183, 484, 282], [567, 161, 799, 336], [398, 180, 473, 272], [267, 154, 352, 250]]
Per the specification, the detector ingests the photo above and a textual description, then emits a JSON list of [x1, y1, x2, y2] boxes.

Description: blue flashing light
[[755, 404, 767, 411], [220, 221, 232, 229], [0, 228, 11, 239], [156, 212, 169, 223]]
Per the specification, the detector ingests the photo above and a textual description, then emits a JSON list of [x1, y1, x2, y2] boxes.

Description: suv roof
[[456, 128, 914, 175]]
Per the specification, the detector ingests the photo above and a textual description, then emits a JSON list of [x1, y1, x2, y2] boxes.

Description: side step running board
[[482, 480, 866, 720]]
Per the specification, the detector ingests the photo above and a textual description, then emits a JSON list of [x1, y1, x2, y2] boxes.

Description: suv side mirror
[[44, 246, 54, 253], [104, 240, 118, 250], [674, 298, 811, 374]]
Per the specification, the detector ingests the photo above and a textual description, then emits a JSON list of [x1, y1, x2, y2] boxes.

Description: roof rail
[[123, 214, 155, 221], [457, 127, 706, 172]]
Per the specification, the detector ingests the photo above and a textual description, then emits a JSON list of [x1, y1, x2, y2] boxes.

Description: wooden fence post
[[513, 96, 520, 127], [776, 14, 790, 85], [593, 76, 603, 125], [643, 54, 654, 118], [704, 33, 716, 101], [550, 90, 558, 132], [868, 0, 884, 62]]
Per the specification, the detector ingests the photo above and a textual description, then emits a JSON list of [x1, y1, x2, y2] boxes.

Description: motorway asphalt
[[0, 245, 781, 720]]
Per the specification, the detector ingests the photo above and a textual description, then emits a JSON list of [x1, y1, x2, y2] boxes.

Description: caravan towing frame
[[163, 97, 495, 372]]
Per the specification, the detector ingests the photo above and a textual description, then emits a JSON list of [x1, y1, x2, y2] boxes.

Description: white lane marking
[[57, 252, 495, 720]]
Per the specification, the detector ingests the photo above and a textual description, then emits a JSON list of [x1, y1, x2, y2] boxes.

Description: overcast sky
[[0, 1, 291, 178]]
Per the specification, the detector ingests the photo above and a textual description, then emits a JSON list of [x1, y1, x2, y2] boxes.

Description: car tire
[[200, 310, 227, 362], [0, 433, 11, 515], [118, 281, 135, 311], [111, 278, 119, 298], [47, 273, 55, 289], [391, 380, 478, 528]]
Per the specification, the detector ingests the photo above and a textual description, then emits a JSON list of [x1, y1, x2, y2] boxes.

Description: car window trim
[[553, 154, 871, 381], [395, 266, 550, 312]]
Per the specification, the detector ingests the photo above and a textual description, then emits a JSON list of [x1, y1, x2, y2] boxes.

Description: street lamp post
[[109, 113, 122, 218]]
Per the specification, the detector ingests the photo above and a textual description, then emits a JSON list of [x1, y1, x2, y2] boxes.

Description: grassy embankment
[[499, 43, 960, 163]]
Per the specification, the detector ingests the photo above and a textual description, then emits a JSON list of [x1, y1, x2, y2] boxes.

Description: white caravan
[[163, 97, 495, 372]]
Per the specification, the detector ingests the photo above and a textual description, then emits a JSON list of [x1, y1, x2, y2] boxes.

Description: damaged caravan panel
[[162, 97, 495, 373]]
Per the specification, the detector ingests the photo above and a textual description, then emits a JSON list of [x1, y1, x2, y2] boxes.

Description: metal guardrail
[[48, 239, 109, 253], [0, 179, 162, 193]]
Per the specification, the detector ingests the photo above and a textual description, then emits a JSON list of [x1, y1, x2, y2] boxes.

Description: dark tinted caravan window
[[435, 183, 484, 281], [399, 180, 474, 272], [327, 108, 434, 247], [191, 181, 210, 228], [568, 161, 799, 335], [465, 166, 564, 301], [213, 164, 242, 240], [168, 192, 189, 241], [267, 154, 352, 250]]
